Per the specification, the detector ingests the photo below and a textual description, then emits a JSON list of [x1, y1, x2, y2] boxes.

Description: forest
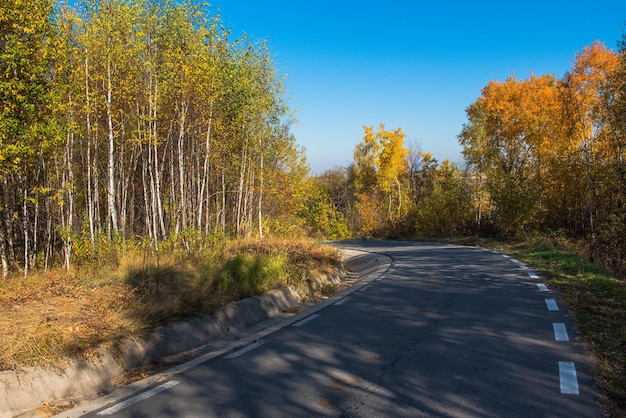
[[1, 0, 310, 277], [2, 0, 626, 282]]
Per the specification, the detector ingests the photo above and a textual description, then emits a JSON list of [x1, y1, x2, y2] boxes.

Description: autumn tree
[[605, 34, 626, 219], [0, 0, 56, 275], [414, 160, 473, 236], [352, 124, 410, 236], [584, 37, 626, 274], [562, 41, 619, 234], [298, 168, 350, 239], [459, 39, 626, 275], [459, 74, 565, 234]]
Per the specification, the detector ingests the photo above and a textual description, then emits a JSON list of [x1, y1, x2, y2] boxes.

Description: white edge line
[[553, 323, 570, 341], [97, 380, 180, 415], [559, 361, 580, 395], [225, 339, 267, 359], [334, 297, 350, 306], [292, 313, 321, 327], [545, 298, 559, 311]]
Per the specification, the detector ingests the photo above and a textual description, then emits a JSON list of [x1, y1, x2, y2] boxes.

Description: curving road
[[68, 241, 603, 417]]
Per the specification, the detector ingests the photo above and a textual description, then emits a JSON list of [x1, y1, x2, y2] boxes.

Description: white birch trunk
[[198, 101, 213, 231], [177, 100, 187, 234], [106, 55, 119, 235]]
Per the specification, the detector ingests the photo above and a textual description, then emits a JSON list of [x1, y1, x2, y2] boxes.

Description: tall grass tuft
[[218, 252, 288, 299]]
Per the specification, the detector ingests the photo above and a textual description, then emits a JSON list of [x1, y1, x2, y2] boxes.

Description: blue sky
[[214, 1, 626, 173]]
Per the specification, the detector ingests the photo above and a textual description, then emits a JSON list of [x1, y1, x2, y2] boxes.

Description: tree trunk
[[141, 148, 154, 243], [177, 100, 187, 236], [0, 222, 8, 277], [258, 143, 264, 239], [106, 55, 119, 236], [236, 132, 248, 236], [63, 119, 75, 271], [583, 140, 595, 234], [151, 83, 165, 240], [221, 169, 226, 233], [198, 101, 213, 231], [23, 188, 28, 277], [84, 54, 95, 248], [3, 178, 16, 267]]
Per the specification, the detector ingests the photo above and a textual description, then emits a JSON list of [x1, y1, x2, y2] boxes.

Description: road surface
[[66, 241, 603, 417]]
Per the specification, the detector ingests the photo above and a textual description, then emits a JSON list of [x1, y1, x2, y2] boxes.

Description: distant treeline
[[304, 37, 626, 277]]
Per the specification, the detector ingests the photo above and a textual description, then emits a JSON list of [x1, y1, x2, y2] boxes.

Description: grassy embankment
[[449, 235, 625, 417], [0, 239, 341, 371]]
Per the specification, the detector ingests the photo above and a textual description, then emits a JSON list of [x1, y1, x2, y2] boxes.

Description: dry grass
[[0, 271, 136, 370], [0, 238, 341, 371]]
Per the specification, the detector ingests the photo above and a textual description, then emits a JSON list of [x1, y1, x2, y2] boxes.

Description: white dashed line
[[97, 380, 180, 415], [359, 285, 372, 292], [292, 314, 321, 327], [559, 362, 580, 394], [334, 297, 351, 306], [491, 251, 579, 397], [225, 339, 267, 359], [553, 323, 570, 341], [545, 299, 559, 311], [376, 276, 385, 281]]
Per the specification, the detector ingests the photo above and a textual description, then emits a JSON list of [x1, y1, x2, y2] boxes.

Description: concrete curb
[[2, 247, 389, 418]]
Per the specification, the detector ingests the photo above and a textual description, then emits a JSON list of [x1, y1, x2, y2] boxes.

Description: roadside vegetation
[[0, 238, 340, 371]]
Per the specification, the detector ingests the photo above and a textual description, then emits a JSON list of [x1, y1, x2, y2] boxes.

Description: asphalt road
[[72, 241, 603, 417]]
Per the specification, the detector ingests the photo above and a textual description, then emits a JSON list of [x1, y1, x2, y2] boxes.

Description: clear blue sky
[[214, 1, 626, 173]]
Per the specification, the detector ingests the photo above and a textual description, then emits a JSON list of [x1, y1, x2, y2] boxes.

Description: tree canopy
[[0, 0, 306, 275]]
